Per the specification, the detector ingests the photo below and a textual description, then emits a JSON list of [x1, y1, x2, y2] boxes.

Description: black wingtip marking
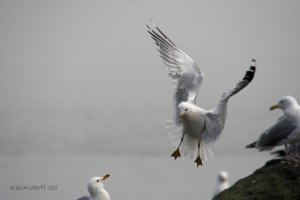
[[146, 21, 177, 47], [147, 30, 160, 46], [243, 59, 256, 82], [243, 68, 255, 82], [270, 150, 286, 157], [155, 26, 177, 47], [245, 141, 257, 148]]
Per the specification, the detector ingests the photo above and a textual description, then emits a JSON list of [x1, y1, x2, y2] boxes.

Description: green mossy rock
[[213, 159, 300, 200]]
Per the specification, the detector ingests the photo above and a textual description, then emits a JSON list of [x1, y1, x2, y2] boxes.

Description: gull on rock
[[213, 171, 230, 197], [246, 96, 300, 160]]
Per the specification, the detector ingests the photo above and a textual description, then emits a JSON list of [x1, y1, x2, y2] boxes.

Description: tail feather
[[200, 141, 214, 161], [180, 134, 198, 159], [180, 134, 214, 161], [166, 120, 183, 147], [166, 120, 214, 162]]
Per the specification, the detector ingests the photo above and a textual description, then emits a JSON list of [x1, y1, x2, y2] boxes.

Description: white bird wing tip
[[147, 18, 156, 28]]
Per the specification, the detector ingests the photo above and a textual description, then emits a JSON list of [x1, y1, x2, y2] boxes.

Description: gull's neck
[[284, 105, 300, 122], [89, 185, 103, 197], [90, 188, 110, 200]]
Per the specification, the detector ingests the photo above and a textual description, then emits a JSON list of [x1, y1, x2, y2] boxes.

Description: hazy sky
[[1, 1, 300, 200], [0, 0, 300, 156]]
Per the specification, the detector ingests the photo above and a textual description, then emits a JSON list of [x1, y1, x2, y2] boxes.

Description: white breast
[[183, 108, 206, 138], [91, 189, 110, 200]]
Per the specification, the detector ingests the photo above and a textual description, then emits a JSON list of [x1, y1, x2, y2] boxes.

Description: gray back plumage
[[257, 117, 297, 148]]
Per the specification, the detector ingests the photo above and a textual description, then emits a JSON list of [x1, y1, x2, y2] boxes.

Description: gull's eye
[[96, 180, 100, 182], [184, 108, 188, 111]]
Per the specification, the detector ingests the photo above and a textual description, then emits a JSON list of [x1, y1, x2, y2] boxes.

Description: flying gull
[[147, 21, 256, 167], [77, 174, 110, 200], [246, 96, 300, 159]]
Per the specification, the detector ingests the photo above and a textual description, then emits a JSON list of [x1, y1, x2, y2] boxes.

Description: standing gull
[[147, 21, 256, 167], [246, 96, 300, 158], [213, 171, 230, 197], [77, 174, 110, 200]]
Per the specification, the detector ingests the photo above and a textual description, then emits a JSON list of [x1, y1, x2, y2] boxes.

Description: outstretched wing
[[203, 60, 256, 143], [147, 21, 204, 123]]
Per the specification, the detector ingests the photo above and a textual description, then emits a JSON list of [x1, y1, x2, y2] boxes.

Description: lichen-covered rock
[[212, 159, 300, 200]]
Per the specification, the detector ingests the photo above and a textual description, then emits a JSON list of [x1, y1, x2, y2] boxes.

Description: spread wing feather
[[203, 60, 256, 143], [147, 21, 204, 123]]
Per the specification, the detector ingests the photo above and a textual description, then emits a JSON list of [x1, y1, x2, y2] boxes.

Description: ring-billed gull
[[246, 96, 300, 158], [213, 171, 230, 197], [147, 21, 256, 167], [77, 174, 110, 200]]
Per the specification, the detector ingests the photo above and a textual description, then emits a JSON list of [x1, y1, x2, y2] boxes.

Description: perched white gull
[[147, 21, 256, 167], [213, 171, 230, 197], [246, 96, 300, 157], [77, 174, 110, 200]]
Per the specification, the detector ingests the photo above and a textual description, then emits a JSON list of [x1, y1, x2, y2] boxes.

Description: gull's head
[[217, 171, 229, 183], [270, 96, 299, 111], [87, 174, 110, 195], [178, 102, 194, 118]]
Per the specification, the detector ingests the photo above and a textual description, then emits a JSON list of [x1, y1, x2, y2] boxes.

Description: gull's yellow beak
[[179, 112, 185, 118], [270, 104, 279, 111], [102, 174, 110, 181]]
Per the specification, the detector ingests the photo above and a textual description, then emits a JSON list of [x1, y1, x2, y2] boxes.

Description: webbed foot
[[194, 156, 202, 167], [171, 148, 181, 160]]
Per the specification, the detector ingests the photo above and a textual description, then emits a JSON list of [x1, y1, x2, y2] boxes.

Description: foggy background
[[0, 0, 300, 200]]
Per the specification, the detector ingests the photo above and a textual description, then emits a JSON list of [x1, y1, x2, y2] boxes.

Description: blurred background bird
[[213, 171, 230, 197], [246, 96, 300, 161], [77, 174, 110, 200]]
